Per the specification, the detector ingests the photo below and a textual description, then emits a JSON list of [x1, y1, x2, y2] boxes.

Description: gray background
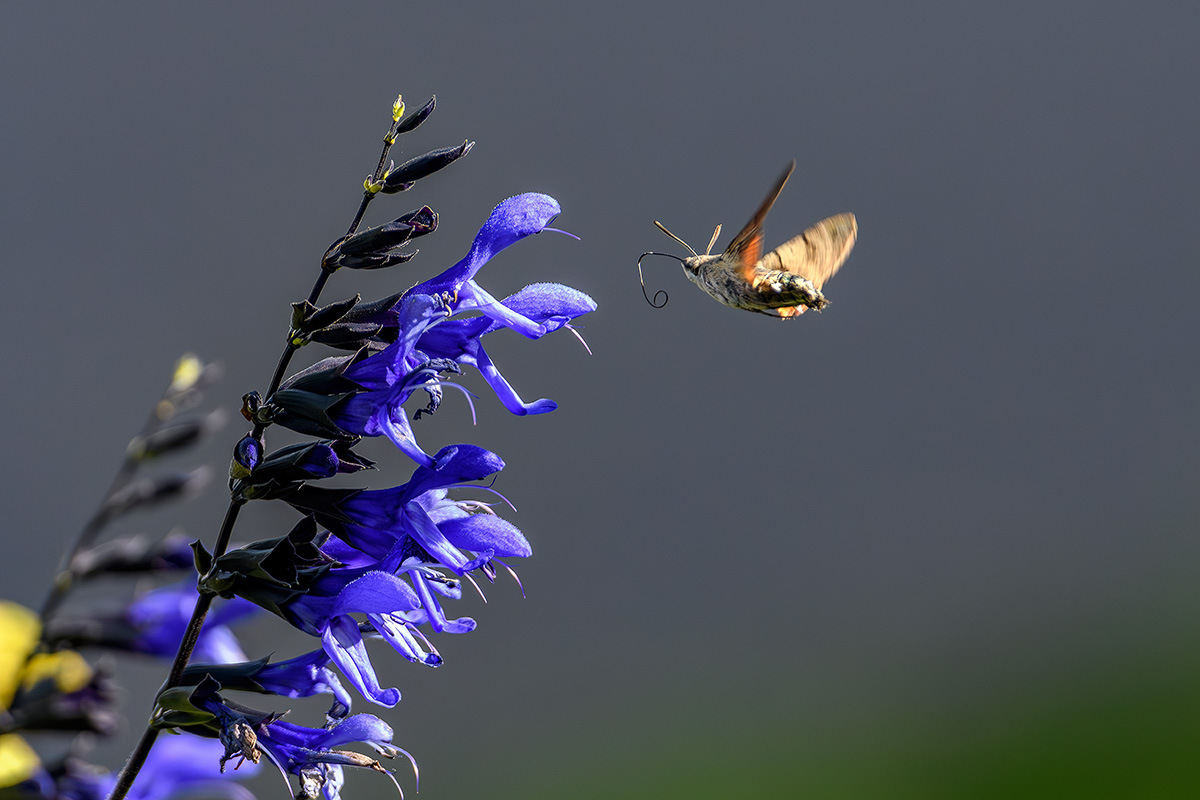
[[4, 3, 1199, 798]]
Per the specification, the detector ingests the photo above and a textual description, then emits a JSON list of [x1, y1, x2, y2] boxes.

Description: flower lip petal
[[440, 514, 532, 559], [328, 571, 421, 618], [405, 193, 562, 297], [322, 616, 401, 708]]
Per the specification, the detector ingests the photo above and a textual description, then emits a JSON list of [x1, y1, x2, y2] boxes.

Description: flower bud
[[393, 95, 435, 135], [380, 141, 473, 194], [322, 207, 438, 271]]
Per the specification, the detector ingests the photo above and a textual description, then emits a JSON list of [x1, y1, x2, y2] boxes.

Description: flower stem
[[39, 363, 194, 627], [106, 105, 405, 800], [108, 723, 161, 800]]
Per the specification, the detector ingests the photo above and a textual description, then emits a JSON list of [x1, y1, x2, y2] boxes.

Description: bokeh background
[[4, 3, 1200, 798]]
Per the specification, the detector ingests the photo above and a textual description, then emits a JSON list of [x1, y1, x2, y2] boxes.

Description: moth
[[638, 160, 857, 318]]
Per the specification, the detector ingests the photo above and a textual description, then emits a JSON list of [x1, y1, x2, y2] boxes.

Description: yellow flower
[[0, 734, 41, 788], [0, 602, 39, 710]]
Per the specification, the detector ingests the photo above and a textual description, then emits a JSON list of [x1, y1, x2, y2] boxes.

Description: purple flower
[[403, 194, 577, 339], [415, 282, 596, 415], [181, 648, 355, 723], [292, 444, 528, 570], [286, 444, 530, 644], [275, 564, 445, 708], [127, 583, 258, 663], [254, 649, 353, 719], [329, 294, 455, 468], [252, 714, 410, 800], [42, 582, 258, 664], [55, 734, 258, 800], [272, 196, 588, 467]]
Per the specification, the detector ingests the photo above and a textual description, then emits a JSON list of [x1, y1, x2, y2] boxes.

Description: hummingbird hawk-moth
[[638, 160, 857, 318]]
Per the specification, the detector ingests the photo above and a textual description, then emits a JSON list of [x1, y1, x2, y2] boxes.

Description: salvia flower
[[68, 532, 196, 580], [285, 444, 530, 646], [404, 193, 577, 337], [391, 95, 435, 137], [325, 294, 459, 468], [288, 443, 523, 568], [43, 582, 257, 664], [125, 583, 258, 663], [264, 295, 455, 467], [230, 439, 375, 501], [2, 653, 118, 736], [180, 649, 353, 723], [194, 516, 337, 618], [271, 563, 437, 707], [415, 281, 596, 415], [198, 517, 436, 707]]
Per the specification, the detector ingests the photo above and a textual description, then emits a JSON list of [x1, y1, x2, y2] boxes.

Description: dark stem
[[108, 724, 161, 800], [107, 501, 237, 799], [260, 132, 398, 402], [39, 368, 184, 625], [107, 106, 406, 800], [165, 500, 240, 686]]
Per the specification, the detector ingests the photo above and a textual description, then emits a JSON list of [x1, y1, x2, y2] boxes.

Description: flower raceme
[[200, 190, 579, 737]]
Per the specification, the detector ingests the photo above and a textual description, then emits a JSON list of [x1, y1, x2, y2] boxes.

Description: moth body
[[682, 255, 827, 315]]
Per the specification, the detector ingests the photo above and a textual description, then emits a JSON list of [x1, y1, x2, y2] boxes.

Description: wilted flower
[[156, 676, 408, 800]]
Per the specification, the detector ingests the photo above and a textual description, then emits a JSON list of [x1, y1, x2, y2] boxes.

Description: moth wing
[[758, 306, 806, 318], [725, 160, 796, 284], [759, 213, 857, 290]]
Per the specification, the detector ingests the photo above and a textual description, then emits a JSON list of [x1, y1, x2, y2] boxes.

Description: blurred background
[[3, 2, 1199, 797]]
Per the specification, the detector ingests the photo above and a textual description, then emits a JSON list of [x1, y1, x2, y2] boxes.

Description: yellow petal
[[24, 650, 92, 694], [0, 602, 39, 708], [0, 735, 42, 788]]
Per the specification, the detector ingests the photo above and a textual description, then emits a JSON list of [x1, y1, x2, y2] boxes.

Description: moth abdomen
[[751, 269, 827, 310]]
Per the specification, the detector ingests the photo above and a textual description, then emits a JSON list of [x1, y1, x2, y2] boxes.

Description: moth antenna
[[637, 251, 684, 309], [705, 224, 722, 255], [653, 220, 698, 257]]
